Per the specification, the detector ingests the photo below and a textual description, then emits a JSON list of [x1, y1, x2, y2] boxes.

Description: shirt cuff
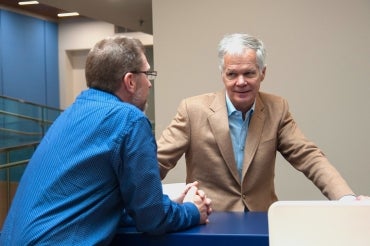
[[339, 195, 356, 201]]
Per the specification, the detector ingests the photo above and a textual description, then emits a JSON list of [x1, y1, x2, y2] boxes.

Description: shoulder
[[101, 101, 151, 135], [175, 91, 225, 116], [256, 92, 291, 118], [179, 91, 224, 110], [258, 91, 286, 102], [183, 91, 221, 104], [258, 91, 288, 108]]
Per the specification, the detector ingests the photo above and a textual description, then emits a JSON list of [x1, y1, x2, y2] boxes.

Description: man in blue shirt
[[0, 35, 212, 245]]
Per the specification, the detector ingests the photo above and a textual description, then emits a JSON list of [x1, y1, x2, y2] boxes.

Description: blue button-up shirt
[[0, 89, 199, 245], [226, 94, 255, 179]]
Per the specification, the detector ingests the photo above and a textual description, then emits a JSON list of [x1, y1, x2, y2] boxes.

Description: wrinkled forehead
[[224, 49, 257, 64]]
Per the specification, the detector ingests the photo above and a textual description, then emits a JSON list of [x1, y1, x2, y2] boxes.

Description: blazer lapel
[[241, 94, 265, 179], [208, 91, 241, 184]]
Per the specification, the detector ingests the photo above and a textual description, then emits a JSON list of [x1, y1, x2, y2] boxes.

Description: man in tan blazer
[[157, 33, 365, 212]]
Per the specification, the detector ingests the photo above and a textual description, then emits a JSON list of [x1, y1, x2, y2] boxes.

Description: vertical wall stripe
[[0, 9, 59, 108], [0, 10, 3, 95]]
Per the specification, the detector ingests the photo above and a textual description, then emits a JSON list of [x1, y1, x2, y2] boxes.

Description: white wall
[[152, 0, 370, 200], [58, 19, 115, 109], [58, 19, 154, 110]]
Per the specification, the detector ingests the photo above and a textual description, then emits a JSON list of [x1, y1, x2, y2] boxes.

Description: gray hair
[[218, 33, 266, 73], [85, 34, 145, 93]]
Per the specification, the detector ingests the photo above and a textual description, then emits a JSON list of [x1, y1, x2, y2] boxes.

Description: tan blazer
[[157, 90, 354, 211]]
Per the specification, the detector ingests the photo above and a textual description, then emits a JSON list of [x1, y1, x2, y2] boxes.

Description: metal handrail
[[0, 141, 40, 154], [0, 142, 38, 212], [0, 110, 54, 126], [0, 95, 61, 111], [0, 95, 61, 220], [0, 142, 38, 170], [0, 127, 43, 137], [0, 159, 30, 170]]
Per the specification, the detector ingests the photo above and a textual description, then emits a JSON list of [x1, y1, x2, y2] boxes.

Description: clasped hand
[[172, 181, 212, 224]]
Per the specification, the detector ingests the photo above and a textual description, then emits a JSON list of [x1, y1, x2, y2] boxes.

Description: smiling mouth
[[235, 90, 250, 94]]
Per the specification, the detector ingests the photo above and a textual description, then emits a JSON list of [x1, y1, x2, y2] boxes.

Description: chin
[[142, 102, 149, 113]]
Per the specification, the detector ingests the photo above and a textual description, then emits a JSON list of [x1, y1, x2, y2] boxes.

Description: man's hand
[[170, 181, 199, 204], [356, 195, 370, 201], [183, 183, 212, 225]]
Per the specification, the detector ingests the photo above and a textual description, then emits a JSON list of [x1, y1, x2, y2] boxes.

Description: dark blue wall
[[0, 9, 59, 108]]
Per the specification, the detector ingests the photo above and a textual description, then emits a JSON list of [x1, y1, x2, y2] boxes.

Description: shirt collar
[[225, 92, 255, 116]]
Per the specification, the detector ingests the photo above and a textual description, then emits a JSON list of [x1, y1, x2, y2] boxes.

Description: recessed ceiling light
[[18, 1, 39, 5], [57, 12, 80, 17]]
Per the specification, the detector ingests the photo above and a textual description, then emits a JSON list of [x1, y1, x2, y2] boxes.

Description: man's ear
[[123, 72, 136, 93], [260, 66, 267, 82]]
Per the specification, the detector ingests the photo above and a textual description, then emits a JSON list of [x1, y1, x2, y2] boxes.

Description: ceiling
[[0, 0, 153, 34]]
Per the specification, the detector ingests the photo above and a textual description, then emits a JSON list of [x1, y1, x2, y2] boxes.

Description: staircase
[[0, 95, 62, 228]]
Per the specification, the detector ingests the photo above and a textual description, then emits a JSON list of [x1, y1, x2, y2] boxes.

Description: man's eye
[[226, 73, 237, 79], [244, 71, 257, 78]]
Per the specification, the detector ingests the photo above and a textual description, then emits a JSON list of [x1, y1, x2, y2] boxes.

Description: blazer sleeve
[[157, 99, 190, 179], [276, 98, 354, 199]]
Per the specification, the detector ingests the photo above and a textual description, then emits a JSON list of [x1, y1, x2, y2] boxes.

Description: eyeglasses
[[130, 70, 157, 80]]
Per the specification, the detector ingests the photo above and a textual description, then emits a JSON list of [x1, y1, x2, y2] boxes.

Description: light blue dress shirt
[[226, 94, 255, 179]]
